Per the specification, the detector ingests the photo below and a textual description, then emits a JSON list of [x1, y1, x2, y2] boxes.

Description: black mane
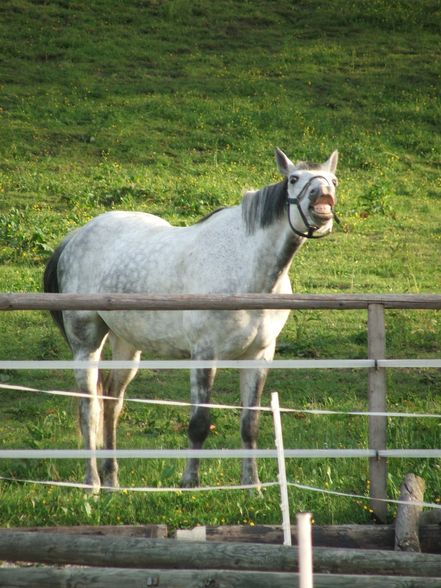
[[241, 179, 288, 234], [196, 207, 227, 224]]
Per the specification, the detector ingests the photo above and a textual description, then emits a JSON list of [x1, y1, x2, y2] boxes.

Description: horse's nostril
[[311, 186, 331, 200]]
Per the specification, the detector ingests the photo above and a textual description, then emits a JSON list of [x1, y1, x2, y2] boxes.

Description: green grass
[[0, 0, 441, 529]]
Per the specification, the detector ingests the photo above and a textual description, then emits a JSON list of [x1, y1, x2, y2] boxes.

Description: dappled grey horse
[[44, 148, 339, 491]]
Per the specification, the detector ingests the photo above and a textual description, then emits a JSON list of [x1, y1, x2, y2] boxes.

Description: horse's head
[[275, 148, 339, 239]]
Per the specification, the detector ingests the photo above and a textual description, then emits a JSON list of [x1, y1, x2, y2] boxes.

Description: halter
[[287, 174, 340, 239]]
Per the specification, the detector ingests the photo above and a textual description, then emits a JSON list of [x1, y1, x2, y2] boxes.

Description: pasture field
[[0, 0, 440, 529]]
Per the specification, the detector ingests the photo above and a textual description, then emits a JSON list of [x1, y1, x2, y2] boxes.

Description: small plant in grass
[[359, 181, 394, 218]]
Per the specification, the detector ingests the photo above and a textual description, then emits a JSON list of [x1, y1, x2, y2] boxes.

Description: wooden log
[[395, 473, 426, 552], [1, 567, 441, 588], [368, 303, 388, 523], [3, 524, 441, 552], [205, 524, 396, 549], [2, 532, 441, 577], [420, 511, 441, 525], [0, 524, 167, 538], [204, 524, 441, 553], [1, 292, 441, 312]]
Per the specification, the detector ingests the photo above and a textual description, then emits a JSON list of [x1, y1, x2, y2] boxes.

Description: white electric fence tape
[[1, 358, 441, 370], [0, 359, 374, 370], [3, 448, 441, 459]]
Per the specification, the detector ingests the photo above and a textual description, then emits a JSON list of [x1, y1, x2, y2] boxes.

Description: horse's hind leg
[[64, 311, 109, 492], [100, 334, 140, 488], [181, 367, 217, 487]]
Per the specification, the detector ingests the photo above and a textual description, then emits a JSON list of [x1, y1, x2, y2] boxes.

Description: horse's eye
[[332, 178, 338, 187], [290, 176, 299, 184]]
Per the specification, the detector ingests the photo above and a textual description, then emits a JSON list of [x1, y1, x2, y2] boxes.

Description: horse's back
[[66, 210, 172, 255], [52, 210, 199, 356], [57, 208, 245, 295], [57, 211, 175, 291]]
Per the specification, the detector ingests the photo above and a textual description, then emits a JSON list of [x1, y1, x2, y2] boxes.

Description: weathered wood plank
[[1, 292, 441, 312], [6, 524, 441, 553], [2, 532, 441, 577], [395, 474, 426, 552], [1, 567, 441, 588], [206, 524, 396, 549], [204, 524, 441, 553], [368, 303, 388, 523], [0, 525, 167, 538]]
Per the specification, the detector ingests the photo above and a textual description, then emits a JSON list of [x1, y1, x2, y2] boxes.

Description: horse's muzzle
[[310, 194, 335, 222]]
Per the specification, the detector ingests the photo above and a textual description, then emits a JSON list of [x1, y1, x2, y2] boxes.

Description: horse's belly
[[99, 307, 289, 360], [99, 310, 190, 358]]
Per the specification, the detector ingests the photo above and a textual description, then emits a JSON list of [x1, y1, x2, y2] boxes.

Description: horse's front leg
[[240, 347, 274, 487], [181, 367, 217, 487]]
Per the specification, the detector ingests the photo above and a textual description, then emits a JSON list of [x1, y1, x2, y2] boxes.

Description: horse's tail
[[43, 232, 76, 342]]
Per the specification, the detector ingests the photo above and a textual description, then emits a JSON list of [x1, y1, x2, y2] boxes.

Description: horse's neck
[[242, 220, 305, 293]]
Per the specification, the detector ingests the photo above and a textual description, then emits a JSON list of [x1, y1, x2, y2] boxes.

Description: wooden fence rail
[[1, 292, 441, 311], [1, 292, 440, 522]]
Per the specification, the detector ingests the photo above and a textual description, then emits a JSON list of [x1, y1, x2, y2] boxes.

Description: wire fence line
[[1, 381, 441, 419], [3, 472, 441, 512], [1, 475, 441, 511]]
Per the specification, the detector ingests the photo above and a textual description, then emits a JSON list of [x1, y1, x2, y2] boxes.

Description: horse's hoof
[[101, 476, 120, 491], [100, 457, 120, 490], [180, 475, 200, 488], [84, 482, 101, 496], [241, 477, 262, 495], [251, 485, 264, 497], [84, 471, 101, 495]]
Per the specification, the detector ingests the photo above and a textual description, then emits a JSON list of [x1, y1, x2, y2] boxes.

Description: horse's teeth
[[314, 204, 332, 214]]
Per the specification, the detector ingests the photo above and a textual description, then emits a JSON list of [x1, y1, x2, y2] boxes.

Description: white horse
[[44, 148, 339, 491]]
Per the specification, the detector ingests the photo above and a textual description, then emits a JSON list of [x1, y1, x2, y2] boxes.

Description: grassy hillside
[[0, 0, 440, 528]]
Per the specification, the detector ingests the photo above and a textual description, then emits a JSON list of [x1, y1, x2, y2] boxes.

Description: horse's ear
[[324, 150, 339, 173], [275, 148, 293, 177]]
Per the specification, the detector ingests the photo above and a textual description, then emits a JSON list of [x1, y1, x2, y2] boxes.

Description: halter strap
[[287, 175, 339, 240]]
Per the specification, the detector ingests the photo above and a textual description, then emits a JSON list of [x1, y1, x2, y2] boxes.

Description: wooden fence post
[[395, 473, 426, 552], [368, 303, 387, 523]]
